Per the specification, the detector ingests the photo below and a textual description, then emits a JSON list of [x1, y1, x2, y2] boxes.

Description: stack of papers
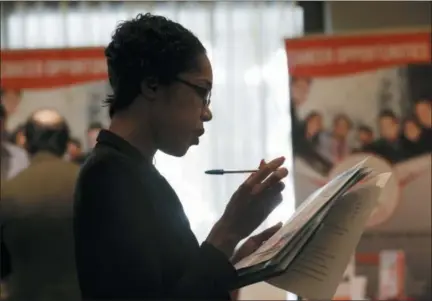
[[233, 158, 391, 300]]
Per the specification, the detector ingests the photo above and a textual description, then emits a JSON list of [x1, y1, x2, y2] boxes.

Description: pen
[[205, 169, 258, 175]]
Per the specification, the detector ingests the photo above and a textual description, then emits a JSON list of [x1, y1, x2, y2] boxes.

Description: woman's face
[[415, 101, 431, 128], [291, 78, 311, 108], [147, 54, 213, 157], [16, 130, 26, 148], [334, 118, 351, 139], [2, 90, 22, 117], [379, 117, 399, 141], [307, 115, 322, 136], [404, 120, 421, 141], [358, 130, 373, 145], [68, 142, 82, 159]]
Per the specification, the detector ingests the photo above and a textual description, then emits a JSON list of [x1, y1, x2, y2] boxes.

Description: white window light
[[243, 48, 289, 87]]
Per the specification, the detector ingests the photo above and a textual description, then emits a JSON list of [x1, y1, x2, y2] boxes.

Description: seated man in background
[[0, 104, 28, 182], [0, 109, 80, 301]]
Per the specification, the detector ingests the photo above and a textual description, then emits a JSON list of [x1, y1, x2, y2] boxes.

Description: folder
[[232, 158, 391, 300]]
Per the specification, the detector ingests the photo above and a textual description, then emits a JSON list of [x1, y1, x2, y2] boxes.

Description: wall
[[326, 1, 431, 33]]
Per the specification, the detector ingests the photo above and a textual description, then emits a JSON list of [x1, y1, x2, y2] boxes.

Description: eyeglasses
[[175, 77, 211, 107]]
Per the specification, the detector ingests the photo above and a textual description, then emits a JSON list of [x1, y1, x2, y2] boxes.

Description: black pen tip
[[205, 169, 224, 175]]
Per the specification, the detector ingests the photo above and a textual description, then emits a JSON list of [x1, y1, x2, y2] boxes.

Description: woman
[[74, 14, 288, 300], [401, 117, 427, 158], [303, 111, 323, 146]]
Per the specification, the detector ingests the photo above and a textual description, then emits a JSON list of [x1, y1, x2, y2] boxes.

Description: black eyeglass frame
[[175, 77, 212, 107]]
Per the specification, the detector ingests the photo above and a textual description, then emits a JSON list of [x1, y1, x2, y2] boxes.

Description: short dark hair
[[379, 110, 398, 121], [24, 114, 70, 157], [305, 111, 321, 122], [87, 122, 103, 132], [357, 125, 373, 134], [333, 113, 352, 128], [416, 98, 431, 106], [0, 103, 5, 119], [104, 13, 206, 117], [403, 115, 420, 126], [0, 88, 22, 98], [69, 137, 82, 148], [291, 77, 312, 86]]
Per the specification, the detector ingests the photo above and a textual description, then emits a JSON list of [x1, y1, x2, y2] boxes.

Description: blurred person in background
[[290, 77, 312, 152], [86, 122, 103, 150], [401, 117, 428, 158], [290, 77, 311, 109], [67, 137, 85, 164], [414, 98, 432, 152], [0, 104, 28, 182], [0, 88, 22, 122], [319, 113, 353, 163], [0, 109, 80, 301], [354, 125, 374, 152], [7, 125, 26, 149], [370, 110, 405, 164], [75, 122, 104, 164], [415, 98, 432, 129], [303, 111, 323, 147], [289, 78, 332, 175], [74, 13, 288, 300]]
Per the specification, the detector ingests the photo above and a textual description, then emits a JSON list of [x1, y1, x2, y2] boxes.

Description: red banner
[[0, 47, 107, 90], [285, 29, 432, 300], [285, 31, 431, 77]]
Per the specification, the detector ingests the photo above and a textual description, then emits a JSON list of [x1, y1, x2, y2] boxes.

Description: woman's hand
[[231, 222, 283, 264], [207, 157, 288, 258]]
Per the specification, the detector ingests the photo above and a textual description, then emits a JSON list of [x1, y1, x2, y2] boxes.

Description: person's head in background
[[24, 109, 70, 158], [415, 99, 431, 129], [403, 117, 422, 142], [87, 122, 103, 150], [0, 88, 22, 118], [67, 138, 83, 161], [332, 114, 352, 140], [9, 124, 26, 148], [356, 125, 374, 147], [290, 77, 312, 108], [0, 103, 6, 141], [105, 13, 212, 158], [378, 110, 400, 142], [304, 111, 323, 139]]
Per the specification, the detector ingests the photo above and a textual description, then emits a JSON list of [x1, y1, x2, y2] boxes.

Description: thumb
[[259, 159, 266, 169], [254, 222, 283, 242]]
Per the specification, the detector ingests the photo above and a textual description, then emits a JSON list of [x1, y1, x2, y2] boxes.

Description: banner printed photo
[[285, 30, 431, 300]]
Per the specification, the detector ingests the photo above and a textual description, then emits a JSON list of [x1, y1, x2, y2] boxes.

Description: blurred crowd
[[1, 106, 104, 182], [0, 101, 105, 301], [301, 98, 431, 165], [290, 77, 432, 174]]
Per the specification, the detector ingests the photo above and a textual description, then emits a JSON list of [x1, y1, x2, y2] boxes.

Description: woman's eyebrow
[[195, 79, 212, 89]]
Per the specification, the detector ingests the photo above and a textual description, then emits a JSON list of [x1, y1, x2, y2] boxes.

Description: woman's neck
[[109, 114, 157, 160]]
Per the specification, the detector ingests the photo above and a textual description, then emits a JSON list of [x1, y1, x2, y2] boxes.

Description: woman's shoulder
[[82, 145, 136, 172]]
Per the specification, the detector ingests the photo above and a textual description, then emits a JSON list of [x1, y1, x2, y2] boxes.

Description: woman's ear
[[140, 78, 158, 101]]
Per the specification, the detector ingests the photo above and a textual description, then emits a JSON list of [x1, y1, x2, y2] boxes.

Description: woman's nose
[[202, 106, 212, 122]]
